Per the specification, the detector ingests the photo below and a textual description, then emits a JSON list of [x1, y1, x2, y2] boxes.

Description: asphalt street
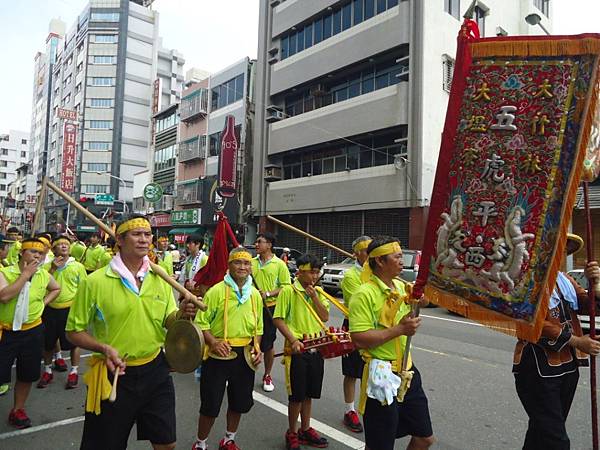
[[0, 305, 598, 449]]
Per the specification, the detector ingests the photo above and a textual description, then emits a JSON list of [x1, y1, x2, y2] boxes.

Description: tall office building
[[30, 0, 183, 230], [0, 130, 31, 228], [252, 0, 552, 258]]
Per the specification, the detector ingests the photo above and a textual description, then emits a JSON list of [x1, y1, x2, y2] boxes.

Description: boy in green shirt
[[274, 254, 329, 450], [349, 236, 433, 450], [82, 232, 105, 273]]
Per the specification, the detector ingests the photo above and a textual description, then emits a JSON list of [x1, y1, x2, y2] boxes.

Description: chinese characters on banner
[[419, 32, 600, 341], [61, 122, 77, 193]]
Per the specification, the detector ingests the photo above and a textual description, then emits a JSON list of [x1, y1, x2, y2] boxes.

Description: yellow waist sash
[[48, 300, 73, 309], [0, 317, 43, 341], [84, 348, 161, 415]]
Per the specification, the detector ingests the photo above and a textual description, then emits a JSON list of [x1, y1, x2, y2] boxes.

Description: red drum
[[302, 327, 356, 359]]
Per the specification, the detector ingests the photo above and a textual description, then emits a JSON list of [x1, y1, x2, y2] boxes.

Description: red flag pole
[[583, 181, 599, 450]]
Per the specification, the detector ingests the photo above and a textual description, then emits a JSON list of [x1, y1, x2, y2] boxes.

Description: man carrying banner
[[0, 238, 61, 428], [339, 235, 371, 433], [65, 215, 197, 449], [513, 233, 600, 450], [192, 247, 263, 450], [349, 236, 434, 450], [37, 235, 87, 389], [252, 232, 291, 393]]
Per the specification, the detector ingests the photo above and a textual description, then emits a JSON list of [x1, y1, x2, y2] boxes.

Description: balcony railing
[[176, 180, 202, 206], [180, 89, 208, 122], [179, 136, 207, 162]]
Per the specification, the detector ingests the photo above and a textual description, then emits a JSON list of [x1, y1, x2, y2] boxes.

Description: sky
[[0, 0, 599, 133]]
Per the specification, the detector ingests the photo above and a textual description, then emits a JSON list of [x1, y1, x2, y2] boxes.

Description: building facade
[[0, 131, 31, 230], [30, 0, 183, 231], [252, 0, 552, 260]]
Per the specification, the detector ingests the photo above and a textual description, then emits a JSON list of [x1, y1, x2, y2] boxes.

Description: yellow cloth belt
[[48, 300, 73, 309], [84, 349, 160, 415], [0, 318, 42, 342]]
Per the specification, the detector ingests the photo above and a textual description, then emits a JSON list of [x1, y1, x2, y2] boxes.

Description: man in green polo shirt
[[252, 232, 291, 393], [66, 215, 197, 449], [339, 235, 371, 433], [274, 254, 330, 450], [349, 236, 433, 450], [82, 232, 105, 273], [192, 247, 263, 450], [155, 236, 174, 277], [38, 235, 87, 390], [5, 227, 22, 266], [0, 238, 61, 429]]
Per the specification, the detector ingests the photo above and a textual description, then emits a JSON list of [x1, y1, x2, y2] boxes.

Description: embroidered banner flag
[[416, 27, 600, 342]]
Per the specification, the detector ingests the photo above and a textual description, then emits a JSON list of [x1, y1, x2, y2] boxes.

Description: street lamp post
[[95, 172, 130, 214], [525, 13, 550, 36]]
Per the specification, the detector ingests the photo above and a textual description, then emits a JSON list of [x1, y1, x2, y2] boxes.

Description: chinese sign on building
[[418, 31, 600, 341], [61, 122, 77, 193], [171, 209, 200, 225]]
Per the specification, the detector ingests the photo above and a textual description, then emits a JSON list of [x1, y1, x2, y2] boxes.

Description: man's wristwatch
[[265, 291, 271, 298]]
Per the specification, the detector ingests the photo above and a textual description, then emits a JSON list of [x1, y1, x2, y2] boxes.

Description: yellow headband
[[229, 251, 253, 262], [22, 241, 46, 252], [116, 218, 151, 235], [52, 238, 71, 248], [353, 239, 372, 253], [298, 263, 315, 271], [37, 237, 51, 249], [361, 241, 402, 282], [157, 237, 168, 243]]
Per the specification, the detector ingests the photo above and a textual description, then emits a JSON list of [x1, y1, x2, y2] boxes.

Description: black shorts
[[42, 306, 74, 352], [200, 347, 256, 417], [260, 305, 277, 352], [0, 323, 44, 384], [80, 352, 176, 450], [288, 351, 324, 402], [341, 319, 364, 379], [363, 366, 433, 450]]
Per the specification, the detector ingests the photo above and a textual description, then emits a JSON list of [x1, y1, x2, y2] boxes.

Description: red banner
[[61, 122, 77, 193], [218, 115, 238, 198]]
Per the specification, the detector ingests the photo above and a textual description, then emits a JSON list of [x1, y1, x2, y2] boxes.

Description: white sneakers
[[262, 374, 275, 392]]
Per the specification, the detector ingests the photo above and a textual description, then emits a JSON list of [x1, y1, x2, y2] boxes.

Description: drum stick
[[108, 353, 128, 403], [45, 179, 207, 311], [266, 215, 353, 258]]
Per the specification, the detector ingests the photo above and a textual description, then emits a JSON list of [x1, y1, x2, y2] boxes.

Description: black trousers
[[514, 368, 579, 450]]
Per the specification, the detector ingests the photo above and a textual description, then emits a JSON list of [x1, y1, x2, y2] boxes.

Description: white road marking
[[0, 416, 84, 440], [421, 313, 514, 333], [253, 391, 365, 450]]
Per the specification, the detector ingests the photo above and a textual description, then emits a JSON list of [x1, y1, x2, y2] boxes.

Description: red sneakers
[[54, 358, 68, 372], [37, 371, 53, 388], [285, 430, 300, 450], [343, 410, 363, 433], [65, 372, 78, 389], [298, 427, 329, 448], [8, 409, 31, 429], [218, 439, 240, 450]]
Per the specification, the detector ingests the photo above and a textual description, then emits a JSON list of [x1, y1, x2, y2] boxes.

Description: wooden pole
[[266, 215, 353, 259], [31, 178, 48, 237], [583, 181, 599, 450], [45, 179, 207, 311]]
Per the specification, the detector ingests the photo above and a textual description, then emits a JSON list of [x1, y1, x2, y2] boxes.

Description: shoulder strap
[[291, 284, 327, 333]]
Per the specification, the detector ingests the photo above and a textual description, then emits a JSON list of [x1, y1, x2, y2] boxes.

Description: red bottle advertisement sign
[[218, 115, 238, 198]]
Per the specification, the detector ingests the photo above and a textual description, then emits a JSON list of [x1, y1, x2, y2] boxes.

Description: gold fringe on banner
[[472, 37, 600, 59]]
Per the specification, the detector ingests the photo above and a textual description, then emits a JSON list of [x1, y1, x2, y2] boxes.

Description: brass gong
[[165, 320, 205, 373]]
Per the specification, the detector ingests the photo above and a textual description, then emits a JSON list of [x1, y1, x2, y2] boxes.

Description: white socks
[[224, 430, 236, 442], [54, 352, 62, 360], [345, 402, 355, 413], [44, 365, 52, 374], [193, 439, 207, 450], [70, 366, 78, 374]]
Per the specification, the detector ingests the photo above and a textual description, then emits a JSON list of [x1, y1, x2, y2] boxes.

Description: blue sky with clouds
[[0, 0, 598, 133]]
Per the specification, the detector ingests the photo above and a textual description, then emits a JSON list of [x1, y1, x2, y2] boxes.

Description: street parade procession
[[2, 2, 600, 450]]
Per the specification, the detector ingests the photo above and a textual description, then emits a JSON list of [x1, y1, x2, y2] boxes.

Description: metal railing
[[176, 180, 202, 205], [178, 136, 207, 162], [180, 89, 208, 121]]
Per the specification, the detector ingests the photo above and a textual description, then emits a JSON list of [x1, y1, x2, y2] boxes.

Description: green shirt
[[195, 280, 263, 339], [43, 259, 87, 307], [83, 244, 106, 271], [0, 265, 51, 325], [157, 251, 174, 276], [273, 280, 330, 340], [348, 275, 411, 361], [66, 265, 178, 360], [70, 242, 87, 262], [251, 255, 291, 306], [98, 249, 113, 268], [341, 265, 363, 304], [6, 241, 21, 266]]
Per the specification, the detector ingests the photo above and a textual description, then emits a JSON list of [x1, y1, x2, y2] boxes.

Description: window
[[0, 161, 6, 167], [65, 74, 72, 85], [0, 173, 6, 179], [153, 144, 177, 172], [314, 18, 323, 44], [90, 98, 114, 108], [474, 6, 486, 36], [81, 184, 109, 193], [442, 55, 455, 93], [92, 56, 115, 64], [86, 163, 109, 172], [21, 139, 27, 145], [89, 120, 112, 129], [353, 0, 363, 25], [281, 35, 289, 59], [332, 9, 342, 35], [21, 151, 26, 158], [0, 185, 6, 191], [297, 27, 305, 52], [364, 0, 375, 20], [289, 32, 297, 57], [85, 141, 110, 151], [342, 3, 352, 30], [444, 0, 460, 19], [304, 23, 313, 48], [90, 12, 120, 22], [534, 0, 550, 17], [156, 113, 178, 132], [90, 77, 114, 86], [92, 34, 118, 43], [210, 74, 244, 111], [75, 83, 82, 94], [323, 13, 332, 40]]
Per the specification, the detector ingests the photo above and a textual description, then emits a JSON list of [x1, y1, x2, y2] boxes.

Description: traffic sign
[[95, 194, 114, 206], [143, 183, 163, 203]]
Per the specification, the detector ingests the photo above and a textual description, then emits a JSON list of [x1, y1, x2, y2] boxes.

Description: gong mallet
[[108, 353, 128, 403], [45, 179, 207, 311]]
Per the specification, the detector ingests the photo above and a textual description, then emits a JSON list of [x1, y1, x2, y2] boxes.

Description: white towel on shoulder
[[12, 281, 31, 330]]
